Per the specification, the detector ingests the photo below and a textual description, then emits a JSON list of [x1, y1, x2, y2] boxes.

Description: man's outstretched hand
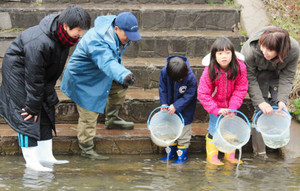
[[123, 73, 135, 86]]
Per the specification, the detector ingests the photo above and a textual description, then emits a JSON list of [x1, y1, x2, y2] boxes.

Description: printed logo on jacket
[[179, 86, 187, 94]]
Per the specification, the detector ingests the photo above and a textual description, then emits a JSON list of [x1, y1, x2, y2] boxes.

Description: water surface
[[0, 154, 299, 190]]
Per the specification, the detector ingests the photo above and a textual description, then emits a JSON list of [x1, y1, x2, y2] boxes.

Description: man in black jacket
[[0, 6, 91, 171]]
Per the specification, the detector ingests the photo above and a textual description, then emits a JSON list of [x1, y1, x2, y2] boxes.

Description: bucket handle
[[215, 110, 251, 132], [253, 106, 292, 132], [147, 106, 185, 129]]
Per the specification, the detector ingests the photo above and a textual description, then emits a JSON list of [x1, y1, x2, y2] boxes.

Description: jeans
[[208, 113, 218, 136]]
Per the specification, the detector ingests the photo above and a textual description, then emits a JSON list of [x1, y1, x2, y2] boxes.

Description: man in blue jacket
[[158, 56, 198, 164], [60, 12, 141, 159]]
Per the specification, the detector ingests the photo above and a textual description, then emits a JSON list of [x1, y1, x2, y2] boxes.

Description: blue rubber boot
[[160, 143, 177, 161], [173, 146, 188, 164]]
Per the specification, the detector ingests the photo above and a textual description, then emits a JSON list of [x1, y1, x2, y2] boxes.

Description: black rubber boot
[[105, 104, 134, 130], [251, 128, 268, 160], [79, 141, 109, 160]]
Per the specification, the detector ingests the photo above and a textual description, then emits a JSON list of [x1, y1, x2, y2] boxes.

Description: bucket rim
[[147, 106, 185, 129], [253, 106, 292, 133]]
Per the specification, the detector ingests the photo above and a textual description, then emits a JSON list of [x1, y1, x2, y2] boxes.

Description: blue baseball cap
[[115, 12, 141, 41]]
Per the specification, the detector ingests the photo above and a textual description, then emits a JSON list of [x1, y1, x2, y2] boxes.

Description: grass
[[290, 70, 300, 120], [0, 28, 25, 33], [224, 0, 235, 6], [262, 0, 299, 42], [291, 69, 300, 99]]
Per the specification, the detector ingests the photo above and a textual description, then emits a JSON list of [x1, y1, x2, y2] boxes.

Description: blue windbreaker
[[159, 55, 198, 125], [60, 15, 132, 113]]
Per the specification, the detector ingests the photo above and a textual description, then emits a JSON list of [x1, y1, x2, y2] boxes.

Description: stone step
[[0, 88, 254, 124], [2, 54, 252, 89], [0, 30, 246, 58], [55, 57, 205, 89], [5, 0, 226, 5], [0, 3, 240, 31], [0, 122, 255, 155], [124, 30, 246, 58], [0, 57, 204, 89]]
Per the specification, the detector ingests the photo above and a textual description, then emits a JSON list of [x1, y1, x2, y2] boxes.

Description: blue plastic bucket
[[147, 106, 184, 147], [213, 110, 251, 153], [253, 106, 291, 149]]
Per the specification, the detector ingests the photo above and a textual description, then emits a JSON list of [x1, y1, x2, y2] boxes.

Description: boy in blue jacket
[[159, 55, 197, 164]]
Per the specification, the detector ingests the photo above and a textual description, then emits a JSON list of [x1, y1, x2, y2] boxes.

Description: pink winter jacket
[[198, 59, 248, 116]]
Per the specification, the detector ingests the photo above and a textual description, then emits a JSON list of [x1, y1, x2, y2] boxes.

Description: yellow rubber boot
[[206, 134, 224, 166], [224, 151, 243, 164]]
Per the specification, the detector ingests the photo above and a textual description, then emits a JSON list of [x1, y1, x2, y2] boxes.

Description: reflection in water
[[23, 168, 54, 190], [0, 154, 299, 190]]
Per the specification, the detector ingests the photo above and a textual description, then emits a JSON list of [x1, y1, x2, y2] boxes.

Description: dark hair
[[258, 27, 291, 63], [58, 5, 91, 30], [167, 57, 188, 82], [209, 37, 240, 82]]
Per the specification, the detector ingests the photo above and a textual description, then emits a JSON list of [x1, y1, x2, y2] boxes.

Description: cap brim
[[124, 31, 141, 41]]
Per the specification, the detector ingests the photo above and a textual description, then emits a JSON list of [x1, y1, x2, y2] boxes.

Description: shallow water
[[0, 154, 299, 191]]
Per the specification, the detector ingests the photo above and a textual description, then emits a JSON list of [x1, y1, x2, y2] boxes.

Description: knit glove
[[123, 73, 135, 86]]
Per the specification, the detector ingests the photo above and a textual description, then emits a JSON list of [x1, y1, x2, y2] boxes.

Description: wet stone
[[139, 40, 155, 52], [0, 137, 20, 155], [172, 39, 187, 53], [155, 40, 169, 57], [52, 137, 74, 154]]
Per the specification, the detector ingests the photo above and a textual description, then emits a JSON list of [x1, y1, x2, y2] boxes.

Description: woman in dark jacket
[[241, 26, 299, 159], [0, 6, 91, 171]]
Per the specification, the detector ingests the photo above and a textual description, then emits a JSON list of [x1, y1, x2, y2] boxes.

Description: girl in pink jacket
[[198, 37, 248, 165]]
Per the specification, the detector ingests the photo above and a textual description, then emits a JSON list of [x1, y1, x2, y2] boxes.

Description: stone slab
[[0, 30, 247, 58], [0, 40, 12, 58], [55, 88, 254, 124], [0, 86, 254, 124], [124, 30, 246, 58], [39, 0, 225, 4], [0, 4, 240, 31], [0, 122, 256, 155], [0, 12, 12, 30], [235, 0, 270, 37], [52, 57, 204, 89]]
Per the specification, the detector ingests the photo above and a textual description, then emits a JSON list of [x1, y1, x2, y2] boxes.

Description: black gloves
[[123, 73, 135, 86]]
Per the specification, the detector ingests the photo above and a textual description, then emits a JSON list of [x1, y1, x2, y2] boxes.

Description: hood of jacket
[[39, 14, 59, 42], [166, 55, 189, 66], [165, 55, 193, 73], [94, 15, 120, 51]]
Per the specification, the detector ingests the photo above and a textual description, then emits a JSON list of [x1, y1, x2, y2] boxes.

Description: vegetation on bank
[[291, 70, 300, 122], [262, 0, 299, 42]]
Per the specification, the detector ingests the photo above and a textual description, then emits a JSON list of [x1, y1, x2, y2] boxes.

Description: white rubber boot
[[37, 139, 69, 164], [21, 147, 53, 172]]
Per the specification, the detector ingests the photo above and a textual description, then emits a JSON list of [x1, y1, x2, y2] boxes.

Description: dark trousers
[[252, 87, 278, 154], [18, 106, 53, 147]]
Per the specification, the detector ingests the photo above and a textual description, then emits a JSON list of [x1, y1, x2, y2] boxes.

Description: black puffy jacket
[[0, 14, 69, 140]]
